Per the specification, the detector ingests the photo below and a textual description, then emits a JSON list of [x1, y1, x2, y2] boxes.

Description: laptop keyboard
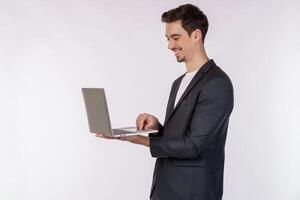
[[112, 129, 135, 135]]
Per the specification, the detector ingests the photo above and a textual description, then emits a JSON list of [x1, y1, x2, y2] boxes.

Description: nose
[[168, 40, 175, 50]]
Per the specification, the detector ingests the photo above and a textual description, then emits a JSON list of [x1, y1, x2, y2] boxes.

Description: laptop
[[82, 88, 158, 137]]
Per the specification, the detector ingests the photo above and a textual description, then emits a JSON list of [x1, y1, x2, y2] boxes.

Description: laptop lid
[[82, 88, 112, 135]]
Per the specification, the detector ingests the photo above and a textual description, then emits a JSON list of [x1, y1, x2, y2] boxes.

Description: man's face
[[165, 20, 196, 63]]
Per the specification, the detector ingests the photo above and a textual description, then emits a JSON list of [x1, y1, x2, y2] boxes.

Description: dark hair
[[161, 4, 209, 42]]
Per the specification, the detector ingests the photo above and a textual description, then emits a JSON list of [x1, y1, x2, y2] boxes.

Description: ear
[[192, 29, 203, 44]]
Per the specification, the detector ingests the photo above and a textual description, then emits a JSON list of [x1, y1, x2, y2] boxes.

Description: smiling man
[[96, 4, 234, 200]]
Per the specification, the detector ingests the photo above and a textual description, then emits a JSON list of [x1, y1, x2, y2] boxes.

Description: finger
[[144, 124, 151, 129], [95, 133, 116, 139], [136, 114, 146, 126], [95, 133, 104, 137], [137, 115, 147, 130], [95, 134, 108, 138], [144, 118, 154, 129], [146, 116, 156, 129], [136, 114, 143, 128]]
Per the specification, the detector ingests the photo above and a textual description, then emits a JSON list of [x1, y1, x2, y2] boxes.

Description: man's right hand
[[136, 113, 159, 130]]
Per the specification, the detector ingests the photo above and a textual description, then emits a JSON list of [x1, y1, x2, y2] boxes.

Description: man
[[96, 4, 234, 200]]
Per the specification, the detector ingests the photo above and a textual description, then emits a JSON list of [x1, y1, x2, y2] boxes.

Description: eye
[[174, 37, 179, 41]]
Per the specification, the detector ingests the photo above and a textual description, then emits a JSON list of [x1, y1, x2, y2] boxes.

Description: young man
[[96, 4, 234, 200]]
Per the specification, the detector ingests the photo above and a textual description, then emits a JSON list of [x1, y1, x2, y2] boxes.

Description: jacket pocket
[[172, 159, 207, 167]]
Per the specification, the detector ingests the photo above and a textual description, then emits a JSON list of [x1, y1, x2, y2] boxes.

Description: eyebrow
[[165, 34, 181, 38]]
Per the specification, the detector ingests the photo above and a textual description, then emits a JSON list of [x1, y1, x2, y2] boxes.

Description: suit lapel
[[164, 59, 215, 125], [164, 76, 183, 125]]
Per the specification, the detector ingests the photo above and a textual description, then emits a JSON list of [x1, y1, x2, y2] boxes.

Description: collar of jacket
[[164, 59, 216, 125]]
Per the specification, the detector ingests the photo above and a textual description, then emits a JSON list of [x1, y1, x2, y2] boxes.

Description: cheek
[[178, 40, 190, 50], [183, 42, 194, 52]]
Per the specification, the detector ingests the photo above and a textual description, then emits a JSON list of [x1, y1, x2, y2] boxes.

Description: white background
[[1, 0, 300, 199]]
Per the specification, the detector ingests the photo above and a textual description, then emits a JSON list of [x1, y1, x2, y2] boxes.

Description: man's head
[[162, 4, 209, 63]]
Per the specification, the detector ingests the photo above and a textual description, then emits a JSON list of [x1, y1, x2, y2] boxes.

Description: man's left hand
[[119, 135, 150, 147], [95, 133, 150, 147]]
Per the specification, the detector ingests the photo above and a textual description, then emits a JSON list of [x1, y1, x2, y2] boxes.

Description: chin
[[176, 56, 185, 63]]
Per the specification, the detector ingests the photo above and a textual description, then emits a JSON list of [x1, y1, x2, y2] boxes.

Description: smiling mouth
[[173, 48, 182, 56]]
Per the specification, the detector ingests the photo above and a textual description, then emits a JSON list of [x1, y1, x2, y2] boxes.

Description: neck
[[185, 46, 209, 73]]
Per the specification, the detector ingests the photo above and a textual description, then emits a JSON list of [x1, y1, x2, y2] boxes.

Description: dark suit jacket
[[148, 60, 234, 200]]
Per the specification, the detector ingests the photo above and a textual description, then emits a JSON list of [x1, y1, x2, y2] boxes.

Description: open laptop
[[82, 88, 158, 137]]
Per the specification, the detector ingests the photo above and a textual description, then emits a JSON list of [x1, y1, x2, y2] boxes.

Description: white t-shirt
[[174, 69, 200, 108]]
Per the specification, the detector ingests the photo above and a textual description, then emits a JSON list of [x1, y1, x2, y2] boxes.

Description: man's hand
[[95, 133, 121, 140], [95, 133, 149, 147], [94, 112, 158, 147], [120, 135, 149, 147], [136, 113, 159, 130]]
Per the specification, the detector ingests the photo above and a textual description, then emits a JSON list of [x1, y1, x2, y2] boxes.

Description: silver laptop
[[82, 88, 158, 137]]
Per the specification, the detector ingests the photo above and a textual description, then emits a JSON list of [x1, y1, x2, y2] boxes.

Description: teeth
[[174, 49, 181, 54]]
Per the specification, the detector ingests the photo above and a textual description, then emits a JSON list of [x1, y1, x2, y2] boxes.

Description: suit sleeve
[[149, 77, 234, 159], [148, 123, 164, 138]]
